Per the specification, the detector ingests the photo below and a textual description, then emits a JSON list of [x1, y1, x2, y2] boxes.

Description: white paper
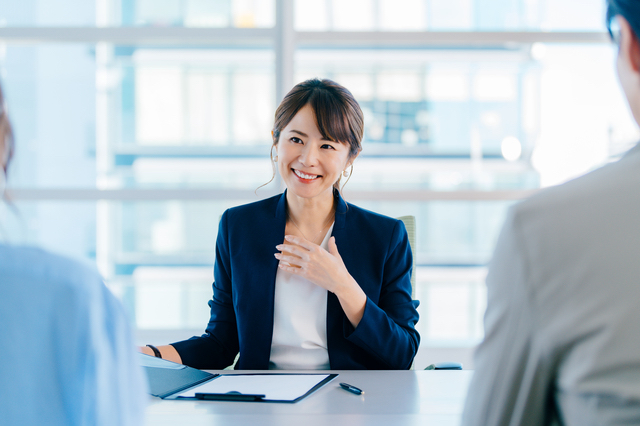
[[176, 374, 331, 401]]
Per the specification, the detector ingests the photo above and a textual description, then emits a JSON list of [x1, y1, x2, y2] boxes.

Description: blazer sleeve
[[171, 210, 240, 369], [461, 209, 555, 426], [344, 219, 420, 369]]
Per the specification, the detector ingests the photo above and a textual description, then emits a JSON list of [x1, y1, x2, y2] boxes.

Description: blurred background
[[0, 0, 637, 369]]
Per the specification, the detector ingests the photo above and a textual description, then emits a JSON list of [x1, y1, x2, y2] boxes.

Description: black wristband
[[146, 344, 162, 358]]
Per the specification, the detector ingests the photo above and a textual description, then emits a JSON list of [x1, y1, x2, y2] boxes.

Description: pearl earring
[[274, 155, 278, 162]]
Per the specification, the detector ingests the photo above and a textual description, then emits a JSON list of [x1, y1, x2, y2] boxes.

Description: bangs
[[307, 90, 362, 159], [309, 92, 351, 144]]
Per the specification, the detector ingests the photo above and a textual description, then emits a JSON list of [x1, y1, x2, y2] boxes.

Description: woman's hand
[[275, 235, 367, 327]]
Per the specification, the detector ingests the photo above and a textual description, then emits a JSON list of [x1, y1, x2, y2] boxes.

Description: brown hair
[[261, 78, 364, 192]]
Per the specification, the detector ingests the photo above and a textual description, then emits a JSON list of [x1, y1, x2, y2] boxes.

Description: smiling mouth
[[293, 169, 320, 180]]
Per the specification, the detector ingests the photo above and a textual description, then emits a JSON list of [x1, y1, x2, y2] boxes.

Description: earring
[[274, 155, 278, 163], [343, 170, 348, 177]]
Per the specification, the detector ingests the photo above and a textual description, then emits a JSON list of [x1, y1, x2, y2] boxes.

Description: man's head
[[608, 0, 640, 125]]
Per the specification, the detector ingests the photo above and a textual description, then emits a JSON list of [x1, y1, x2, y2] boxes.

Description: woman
[[0, 83, 146, 424], [143, 79, 420, 370]]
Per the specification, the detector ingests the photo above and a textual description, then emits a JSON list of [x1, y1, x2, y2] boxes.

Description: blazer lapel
[[326, 190, 349, 367]]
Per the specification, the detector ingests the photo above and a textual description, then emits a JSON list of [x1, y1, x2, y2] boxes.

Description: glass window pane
[[0, 0, 276, 28], [295, 0, 607, 31], [415, 266, 487, 346], [98, 46, 275, 189], [0, 0, 95, 26], [125, 0, 275, 28], [296, 44, 637, 192], [1, 44, 97, 189]]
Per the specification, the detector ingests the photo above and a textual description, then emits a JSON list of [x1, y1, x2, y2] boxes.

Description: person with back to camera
[[0, 82, 147, 424], [462, 1, 640, 424], [141, 78, 420, 370]]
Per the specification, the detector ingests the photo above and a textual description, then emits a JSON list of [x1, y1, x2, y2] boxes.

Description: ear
[[346, 151, 360, 169], [619, 16, 640, 74]]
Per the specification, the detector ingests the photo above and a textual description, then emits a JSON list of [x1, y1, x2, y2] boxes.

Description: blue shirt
[[0, 244, 147, 426]]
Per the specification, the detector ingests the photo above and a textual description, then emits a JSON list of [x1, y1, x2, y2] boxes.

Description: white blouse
[[268, 224, 335, 370]]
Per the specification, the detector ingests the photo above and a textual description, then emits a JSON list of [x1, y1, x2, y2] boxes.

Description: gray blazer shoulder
[[463, 143, 640, 426]]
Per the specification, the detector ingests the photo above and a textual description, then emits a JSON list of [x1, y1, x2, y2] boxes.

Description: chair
[[396, 216, 463, 371], [396, 216, 416, 300]]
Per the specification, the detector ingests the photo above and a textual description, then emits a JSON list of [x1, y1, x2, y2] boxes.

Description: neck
[[285, 188, 335, 229]]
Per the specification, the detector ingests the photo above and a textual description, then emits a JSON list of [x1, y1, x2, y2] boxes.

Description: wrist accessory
[[146, 344, 162, 358]]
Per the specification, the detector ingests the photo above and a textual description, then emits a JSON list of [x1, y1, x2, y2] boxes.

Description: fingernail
[[274, 253, 280, 258], [285, 235, 293, 241], [275, 244, 282, 250]]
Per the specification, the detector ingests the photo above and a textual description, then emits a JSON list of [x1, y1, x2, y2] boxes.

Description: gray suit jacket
[[462, 143, 640, 426]]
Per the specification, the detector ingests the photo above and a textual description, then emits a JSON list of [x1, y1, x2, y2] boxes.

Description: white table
[[144, 370, 473, 426]]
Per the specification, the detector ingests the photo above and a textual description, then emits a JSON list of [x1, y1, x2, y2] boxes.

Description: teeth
[[294, 169, 318, 180]]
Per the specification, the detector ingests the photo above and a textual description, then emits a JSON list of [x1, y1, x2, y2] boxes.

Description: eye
[[290, 137, 303, 144], [321, 143, 336, 150]]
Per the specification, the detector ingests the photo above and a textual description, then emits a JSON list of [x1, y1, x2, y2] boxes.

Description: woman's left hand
[[275, 235, 367, 327]]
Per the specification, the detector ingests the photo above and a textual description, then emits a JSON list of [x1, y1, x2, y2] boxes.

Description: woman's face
[[275, 104, 352, 202]]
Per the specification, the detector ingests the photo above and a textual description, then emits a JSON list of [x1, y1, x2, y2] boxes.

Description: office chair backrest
[[396, 215, 416, 300]]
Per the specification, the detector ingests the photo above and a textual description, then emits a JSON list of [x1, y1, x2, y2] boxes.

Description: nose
[[298, 142, 319, 166]]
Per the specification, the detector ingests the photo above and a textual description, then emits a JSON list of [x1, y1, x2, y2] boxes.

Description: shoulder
[[224, 193, 281, 222], [0, 244, 104, 298], [498, 151, 640, 301], [341, 202, 408, 252], [511, 152, 640, 231], [343, 202, 404, 232]]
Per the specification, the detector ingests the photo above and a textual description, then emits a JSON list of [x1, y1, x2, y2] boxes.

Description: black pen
[[195, 392, 265, 401], [339, 382, 364, 395]]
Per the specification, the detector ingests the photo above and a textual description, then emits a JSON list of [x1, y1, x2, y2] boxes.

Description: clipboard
[[139, 353, 337, 403], [139, 352, 219, 399]]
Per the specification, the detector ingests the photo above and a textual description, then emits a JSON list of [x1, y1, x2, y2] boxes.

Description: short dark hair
[[272, 78, 363, 161], [0, 82, 14, 177], [607, 0, 640, 42]]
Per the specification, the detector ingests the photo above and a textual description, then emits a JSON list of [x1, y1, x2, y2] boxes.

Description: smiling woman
[[277, 104, 354, 200], [141, 79, 420, 370]]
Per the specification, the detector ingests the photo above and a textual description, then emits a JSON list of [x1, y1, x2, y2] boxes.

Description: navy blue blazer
[[172, 190, 420, 370]]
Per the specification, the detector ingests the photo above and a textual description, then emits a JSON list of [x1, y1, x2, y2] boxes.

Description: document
[[176, 373, 336, 402]]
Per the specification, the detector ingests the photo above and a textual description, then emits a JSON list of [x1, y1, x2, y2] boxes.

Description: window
[[2, 0, 635, 369]]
